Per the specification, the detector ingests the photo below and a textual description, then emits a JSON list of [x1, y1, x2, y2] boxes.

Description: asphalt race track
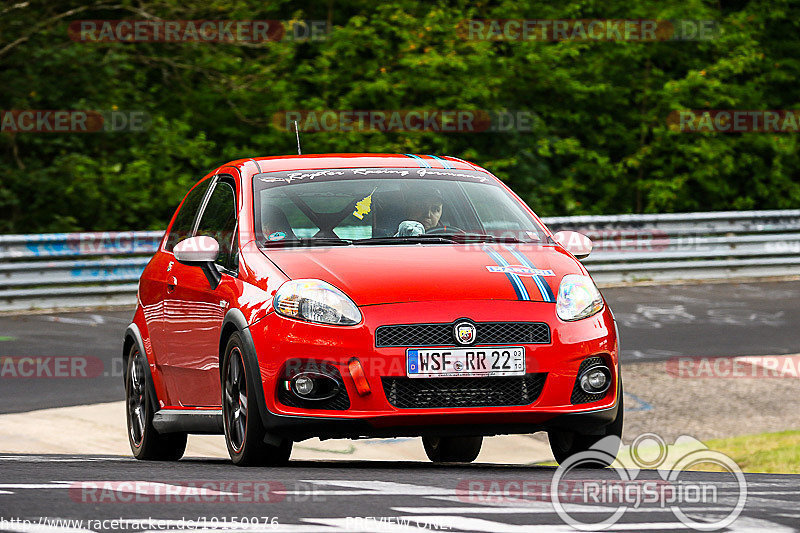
[[1, 280, 798, 414], [1, 280, 799, 532], [0, 454, 799, 532], [606, 281, 800, 361]]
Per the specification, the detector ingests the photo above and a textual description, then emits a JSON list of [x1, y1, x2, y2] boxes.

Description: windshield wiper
[[449, 233, 524, 243], [356, 235, 459, 245], [262, 237, 353, 248], [263, 234, 532, 248], [354, 234, 533, 245]]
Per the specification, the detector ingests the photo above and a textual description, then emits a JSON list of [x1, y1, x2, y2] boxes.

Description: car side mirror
[[173, 236, 221, 289], [553, 230, 593, 260]]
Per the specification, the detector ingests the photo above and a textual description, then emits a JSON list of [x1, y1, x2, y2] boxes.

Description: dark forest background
[[1, 0, 799, 232]]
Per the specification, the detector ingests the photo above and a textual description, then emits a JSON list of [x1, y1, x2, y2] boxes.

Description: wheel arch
[[219, 308, 276, 429], [219, 309, 251, 378], [123, 323, 159, 409]]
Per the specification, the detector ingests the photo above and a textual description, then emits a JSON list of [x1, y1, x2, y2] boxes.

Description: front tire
[[125, 345, 187, 461], [423, 436, 482, 463], [222, 333, 292, 466], [548, 389, 624, 468]]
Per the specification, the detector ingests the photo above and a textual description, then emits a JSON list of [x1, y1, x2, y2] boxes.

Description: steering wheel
[[426, 225, 467, 235]]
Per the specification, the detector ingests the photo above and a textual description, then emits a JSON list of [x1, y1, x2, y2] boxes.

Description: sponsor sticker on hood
[[486, 265, 555, 277]]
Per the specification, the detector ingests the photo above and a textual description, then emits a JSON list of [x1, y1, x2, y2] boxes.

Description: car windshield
[[252, 168, 551, 246]]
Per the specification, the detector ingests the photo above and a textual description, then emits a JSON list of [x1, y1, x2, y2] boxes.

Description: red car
[[124, 153, 622, 466]]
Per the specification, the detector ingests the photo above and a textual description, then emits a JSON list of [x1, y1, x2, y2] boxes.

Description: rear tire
[[548, 389, 624, 468], [125, 345, 187, 461], [222, 333, 292, 466], [423, 436, 482, 463]]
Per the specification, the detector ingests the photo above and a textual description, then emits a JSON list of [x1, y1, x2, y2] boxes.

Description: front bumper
[[247, 299, 619, 440]]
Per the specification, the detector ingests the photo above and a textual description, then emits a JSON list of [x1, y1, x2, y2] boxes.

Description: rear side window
[[166, 180, 210, 251], [195, 180, 238, 272]]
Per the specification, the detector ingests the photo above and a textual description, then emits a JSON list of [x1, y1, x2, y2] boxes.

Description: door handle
[[167, 276, 177, 293]]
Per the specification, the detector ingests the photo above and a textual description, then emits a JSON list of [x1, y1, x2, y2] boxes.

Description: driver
[[395, 187, 444, 236]]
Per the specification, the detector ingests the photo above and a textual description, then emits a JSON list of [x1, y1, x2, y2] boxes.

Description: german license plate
[[406, 347, 525, 378]]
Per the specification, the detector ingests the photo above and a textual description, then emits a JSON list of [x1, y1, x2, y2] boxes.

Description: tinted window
[[460, 182, 543, 239], [166, 180, 209, 251], [196, 180, 238, 271], [256, 179, 478, 240], [252, 169, 549, 243]]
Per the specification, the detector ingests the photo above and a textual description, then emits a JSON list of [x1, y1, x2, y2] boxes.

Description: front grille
[[382, 373, 547, 409], [277, 363, 351, 411], [570, 356, 609, 404], [375, 322, 550, 347]]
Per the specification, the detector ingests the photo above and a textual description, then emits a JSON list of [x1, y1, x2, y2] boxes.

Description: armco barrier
[[0, 231, 160, 311], [544, 210, 800, 284], [0, 211, 798, 311]]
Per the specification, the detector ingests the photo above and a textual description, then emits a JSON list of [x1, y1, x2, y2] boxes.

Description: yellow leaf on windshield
[[353, 187, 377, 220]]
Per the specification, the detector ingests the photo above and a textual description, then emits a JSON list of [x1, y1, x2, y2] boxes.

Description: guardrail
[[1, 210, 798, 311], [545, 210, 800, 284]]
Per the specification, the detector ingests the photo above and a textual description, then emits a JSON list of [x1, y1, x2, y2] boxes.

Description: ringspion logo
[[552, 434, 746, 531]]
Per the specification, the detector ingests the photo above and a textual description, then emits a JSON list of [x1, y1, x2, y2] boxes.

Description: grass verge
[[701, 430, 800, 474], [535, 430, 800, 473]]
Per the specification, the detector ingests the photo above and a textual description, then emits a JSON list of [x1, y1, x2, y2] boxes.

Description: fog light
[[587, 371, 606, 389], [293, 375, 315, 396], [579, 365, 611, 394], [285, 370, 341, 401]]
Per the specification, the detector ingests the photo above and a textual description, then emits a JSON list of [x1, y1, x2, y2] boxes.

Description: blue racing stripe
[[428, 155, 452, 169], [484, 246, 530, 301], [505, 245, 556, 302], [446, 156, 477, 170], [404, 153, 431, 168]]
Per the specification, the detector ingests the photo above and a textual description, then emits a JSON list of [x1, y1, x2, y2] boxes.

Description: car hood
[[261, 243, 586, 306]]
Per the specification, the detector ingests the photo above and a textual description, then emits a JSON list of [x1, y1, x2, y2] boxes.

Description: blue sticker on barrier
[[268, 231, 287, 242]]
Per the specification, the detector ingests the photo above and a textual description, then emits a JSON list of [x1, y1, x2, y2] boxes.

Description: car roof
[[224, 153, 489, 174]]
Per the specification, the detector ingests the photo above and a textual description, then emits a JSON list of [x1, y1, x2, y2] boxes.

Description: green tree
[[1, 0, 799, 232]]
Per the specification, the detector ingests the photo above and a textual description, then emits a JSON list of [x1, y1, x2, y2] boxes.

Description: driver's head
[[407, 187, 443, 230]]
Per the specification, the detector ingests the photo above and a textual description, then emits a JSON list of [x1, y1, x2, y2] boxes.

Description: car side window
[[166, 180, 210, 251], [195, 180, 238, 272]]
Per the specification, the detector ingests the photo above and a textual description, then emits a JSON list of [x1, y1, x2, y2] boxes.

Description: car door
[[162, 176, 239, 407], [144, 178, 212, 406]]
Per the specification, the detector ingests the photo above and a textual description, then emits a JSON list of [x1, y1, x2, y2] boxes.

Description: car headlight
[[274, 279, 361, 325], [556, 274, 604, 321]]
